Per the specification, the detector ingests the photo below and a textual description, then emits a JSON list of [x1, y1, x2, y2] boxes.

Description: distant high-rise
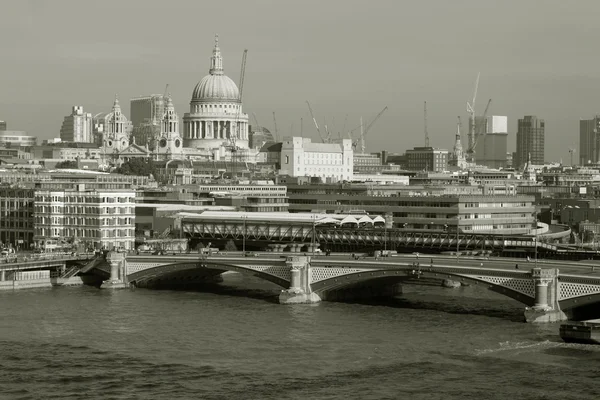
[[515, 115, 544, 169], [60, 106, 94, 143], [130, 94, 166, 148], [579, 116, 600, 165], [0, 120, 6, 130], [472, 115, 508, 169]]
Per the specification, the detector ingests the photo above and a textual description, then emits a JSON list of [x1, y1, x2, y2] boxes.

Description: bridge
[[0, 253, 99, 289], [88, 252, 600, 323], [181, 216, 585, 260]]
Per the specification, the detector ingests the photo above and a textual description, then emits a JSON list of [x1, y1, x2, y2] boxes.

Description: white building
[[155, 96, 184, 160], [183, 35, 249, 150], [33, 187, 136, 251], [60, 106, 94, 143], [94, 96, 133, 153], [279, 137, 353, 182]]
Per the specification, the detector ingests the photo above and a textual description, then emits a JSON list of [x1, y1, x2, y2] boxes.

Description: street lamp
[[533, 210, 538, 267], [242, 215, 247, 253], [312, 215, 317, 256], [455, 216, 460, 262]]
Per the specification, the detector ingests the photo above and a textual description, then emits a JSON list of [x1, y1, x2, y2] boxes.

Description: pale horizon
[[1, 0, 600, 162]]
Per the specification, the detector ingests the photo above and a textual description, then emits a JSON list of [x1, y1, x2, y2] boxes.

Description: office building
[[60, 106, 94, 143], [473, 116, 508, 169], [0, 121, 6, 130], [515, 115, 544, 169], [0, 130, 37, 147], [0, 187, 35, 249], [579, 116, 600, 165], [276, 137, 353, 182], [33, 186, 136, 251], [131, 94, 165, 147], [406, 147, 449, 172]]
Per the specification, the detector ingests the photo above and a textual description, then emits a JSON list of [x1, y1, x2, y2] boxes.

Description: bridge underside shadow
[[127, 262, 289, 290], [311, 270, 536, 307]]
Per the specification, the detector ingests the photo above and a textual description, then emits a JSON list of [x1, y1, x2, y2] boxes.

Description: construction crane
[[568, 147, 576, 167], [323, 118, 332, 142], [466, 98, 492, 162], [424, 101, 429, 147], [228, 49, 248, 179], [358, 106, 388, 154], [466, 72, 480, 163], [252, 112, 261, 132], [306, 101, 326, 143], [272, 112, 279, 142]]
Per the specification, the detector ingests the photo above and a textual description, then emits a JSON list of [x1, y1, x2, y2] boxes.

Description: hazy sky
[[1, 0, 599, 162]]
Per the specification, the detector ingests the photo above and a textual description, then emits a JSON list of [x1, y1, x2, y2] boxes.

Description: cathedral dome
[[190, 35, 240, 104], [192, 74, 240, 103]]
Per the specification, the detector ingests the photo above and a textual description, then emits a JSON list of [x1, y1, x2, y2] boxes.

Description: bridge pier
[[0, 270, 4, 281], [524, 268, 567, 323], [102, 252, 127, 289], [279, 256, 321, 304]]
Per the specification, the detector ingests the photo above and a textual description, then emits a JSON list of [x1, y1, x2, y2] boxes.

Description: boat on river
[[560, 322, 600, 344]]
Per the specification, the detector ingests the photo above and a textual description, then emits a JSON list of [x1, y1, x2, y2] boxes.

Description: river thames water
[[1, 274, 599, 400]]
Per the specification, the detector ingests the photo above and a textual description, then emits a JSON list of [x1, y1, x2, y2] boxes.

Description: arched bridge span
[[98, 254, 600, 322]]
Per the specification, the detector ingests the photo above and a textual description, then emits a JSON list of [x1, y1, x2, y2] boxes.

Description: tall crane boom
[[238, 49, 248, 102], [424, 101, 429, 147], [306, 101, 325, 143], [272, 112, 279, 142], [360, 106, 388, 154], [466, 72, 480, 163], [466, 98, 492, 160]]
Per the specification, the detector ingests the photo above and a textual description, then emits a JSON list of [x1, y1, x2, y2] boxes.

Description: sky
[[1, 0, 599, 162]]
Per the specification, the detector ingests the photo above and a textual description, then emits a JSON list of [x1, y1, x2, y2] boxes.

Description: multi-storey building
[[0, 120, 6, 130], [472, 116, 508, 169], [33, 186, 136, 251], [0, 187, 35, 249], [579, 116, 600, 165], [131, 94, 165, 147], [286, 183, 534, 234], [277, 137, 353, 182], [30, 142, 101, 161], [406, 147, 449, 172], [60, 106, 94, 143], [515, 115, 545, 169], [0, 130, 37, 147]]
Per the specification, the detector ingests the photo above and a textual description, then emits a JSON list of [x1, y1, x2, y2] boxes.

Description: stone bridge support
[[524, 268, 567, 323], [279, 256, 321, 304], [102, 252, 127, 289]]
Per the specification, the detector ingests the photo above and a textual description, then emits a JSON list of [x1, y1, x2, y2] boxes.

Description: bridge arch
[[127, 260, 290, 288], [310, 267, 536, 306]]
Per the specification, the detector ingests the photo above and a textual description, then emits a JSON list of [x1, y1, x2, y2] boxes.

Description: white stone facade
[[33, 189, 136, 251], [183, 35, 249, 150], [279, 137, 353, 182], [94, 97, 133, 153], [156, 96, 184, 160], [60, 106, 94, 143]]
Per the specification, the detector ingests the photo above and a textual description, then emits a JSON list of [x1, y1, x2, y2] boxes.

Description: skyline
[[1, 0, 600, 162]]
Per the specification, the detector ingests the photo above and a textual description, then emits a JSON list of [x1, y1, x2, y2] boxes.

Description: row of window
[[34, 228, 134, 238]]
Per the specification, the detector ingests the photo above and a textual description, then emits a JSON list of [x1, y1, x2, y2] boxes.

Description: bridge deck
[[128, 253, 600, 282]]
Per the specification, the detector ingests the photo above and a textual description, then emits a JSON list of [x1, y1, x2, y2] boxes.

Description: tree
[[224, 240, 238, 252], [115, 158, 157, 177], [55, 160, 78, 169]]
